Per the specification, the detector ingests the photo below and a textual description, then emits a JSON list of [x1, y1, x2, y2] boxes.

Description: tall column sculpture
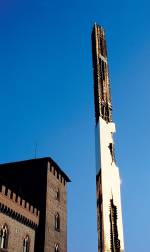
[[92, 23, 124, 252]]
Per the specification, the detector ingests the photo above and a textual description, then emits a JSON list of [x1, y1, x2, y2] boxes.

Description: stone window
[[55, 213, 60, 231], [55, 244, 59, 252], [0, 224, 8, 249], [23, 235, 30, 252]]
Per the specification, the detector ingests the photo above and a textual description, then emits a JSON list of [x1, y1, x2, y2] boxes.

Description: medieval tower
[[92, 23, 124, 252]]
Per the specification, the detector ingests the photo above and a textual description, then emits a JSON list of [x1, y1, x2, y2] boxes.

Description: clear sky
[[0, 0, 150, 251]]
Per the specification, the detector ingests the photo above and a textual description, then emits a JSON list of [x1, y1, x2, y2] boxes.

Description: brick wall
[[0, 212, 35, 252], [44, 162, 67, 252]]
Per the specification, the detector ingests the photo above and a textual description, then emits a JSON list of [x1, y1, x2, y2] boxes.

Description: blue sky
[[0, 0, 150, 251]]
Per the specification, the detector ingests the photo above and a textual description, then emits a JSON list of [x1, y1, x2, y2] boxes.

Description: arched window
[[56, 188, 60, 201], [23, 235, 30, 252], [55, 213, 60, 231], [0, 224, 8, 249], [55, 243, 59, 252]]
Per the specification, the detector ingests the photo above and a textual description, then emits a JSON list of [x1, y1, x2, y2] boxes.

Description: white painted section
[[95, 123, 101, 175], [96, 117, 124, 251]]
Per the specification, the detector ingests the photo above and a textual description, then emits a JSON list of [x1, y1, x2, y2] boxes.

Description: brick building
[[0, 157, 70, 252], [0, 184, 39, 252]]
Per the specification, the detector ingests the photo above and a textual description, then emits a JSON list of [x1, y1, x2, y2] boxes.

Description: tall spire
[[92, 24, 112, 123], [92, 24, 124, 252]]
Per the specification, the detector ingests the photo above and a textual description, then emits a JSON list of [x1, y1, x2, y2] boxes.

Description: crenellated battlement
[[50, 164, 66, 185], [0, 184, 40, 229], [0, 185, 39, 216], [48, 160, 71, 186]]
